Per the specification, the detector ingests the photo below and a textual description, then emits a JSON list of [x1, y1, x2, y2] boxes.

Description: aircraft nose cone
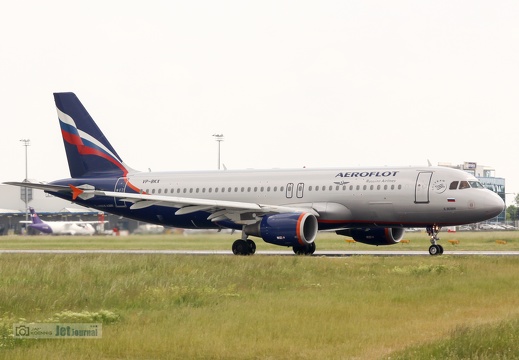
[[487, 192, 505, 218]]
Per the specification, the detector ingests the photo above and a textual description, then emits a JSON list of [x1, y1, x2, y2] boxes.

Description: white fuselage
[[119, 166, 503, 229], [32, 221, 96, 236]]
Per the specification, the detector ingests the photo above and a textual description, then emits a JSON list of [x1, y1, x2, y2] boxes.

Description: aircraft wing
[[65, 221, 108, 224], [3, 181, 320, 225], [79, 189, 320, 225]]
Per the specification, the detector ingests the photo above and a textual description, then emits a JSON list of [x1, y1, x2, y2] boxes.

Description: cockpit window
[[469, 181, 484, 189], [459, 181, 470, 189], [450, 180, 485, 190], [449, 181, 459, 190]]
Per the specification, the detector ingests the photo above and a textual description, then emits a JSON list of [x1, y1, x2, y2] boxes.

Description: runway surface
[[1, 249, 519, 256]]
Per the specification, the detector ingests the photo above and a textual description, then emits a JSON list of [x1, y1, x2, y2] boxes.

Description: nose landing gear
[[426, 225, 444, 256]]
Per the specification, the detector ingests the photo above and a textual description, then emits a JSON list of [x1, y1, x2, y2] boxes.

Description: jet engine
[[336, 227, 405, 246], [244, 212, 318, 247]]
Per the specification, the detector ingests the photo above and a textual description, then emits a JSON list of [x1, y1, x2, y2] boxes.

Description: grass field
[[1, 232, 518, 359], [0, 229, 518, 251]]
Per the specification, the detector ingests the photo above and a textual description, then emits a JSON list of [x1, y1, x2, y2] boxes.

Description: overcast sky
[[1, 1, 517, 205]]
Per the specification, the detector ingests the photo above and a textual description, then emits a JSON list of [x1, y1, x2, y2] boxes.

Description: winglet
[[69, 184, 84, 200]]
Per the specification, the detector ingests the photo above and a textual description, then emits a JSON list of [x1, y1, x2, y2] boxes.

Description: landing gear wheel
[[232, 239, 251, 255], [428, 244, 442, 256], [293, 245, 304, 255], [426, 225, 443, 256], [293, 242, 316, 255], [247, 240, 256, 255]]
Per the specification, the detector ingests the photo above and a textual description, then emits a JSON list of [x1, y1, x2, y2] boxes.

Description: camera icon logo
[[15, 325, 30, 337]]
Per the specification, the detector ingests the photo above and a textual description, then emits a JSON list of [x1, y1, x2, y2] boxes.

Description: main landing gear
[[232, 238, 316, 256], [232, 238, 256, 256], [426, 225, 444, 256], [231, 232, 316, 256], [293, 243, 316, 255]]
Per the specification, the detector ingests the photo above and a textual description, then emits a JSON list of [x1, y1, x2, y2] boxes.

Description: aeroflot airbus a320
[[6, 93, 505, 256]]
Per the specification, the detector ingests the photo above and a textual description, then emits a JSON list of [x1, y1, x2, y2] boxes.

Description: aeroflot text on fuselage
[[335, 171, 399, 178]]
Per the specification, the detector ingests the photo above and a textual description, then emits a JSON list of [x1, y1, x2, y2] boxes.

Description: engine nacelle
[[336, 227, 405, 246], [244, 212, 318, 247]]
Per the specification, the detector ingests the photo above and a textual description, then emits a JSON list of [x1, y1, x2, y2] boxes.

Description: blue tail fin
[[29, 207, 43, 224], [54, 92, 132, 178]]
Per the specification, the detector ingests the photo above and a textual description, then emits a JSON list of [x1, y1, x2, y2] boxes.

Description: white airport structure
[[0, 185, 131, 235]]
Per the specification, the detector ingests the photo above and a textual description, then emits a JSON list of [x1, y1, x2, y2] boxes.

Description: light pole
[[212, 134, 224, 170], [20, 139, 30, 223]]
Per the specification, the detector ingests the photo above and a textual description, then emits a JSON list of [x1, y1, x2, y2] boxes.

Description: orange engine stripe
[[296, 213, 305, 245]]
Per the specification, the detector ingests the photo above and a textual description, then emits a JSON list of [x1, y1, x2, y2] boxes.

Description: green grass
[[390, 318, 519, 359], [0, 251, 518, 359], [0, 230, 518, 251]]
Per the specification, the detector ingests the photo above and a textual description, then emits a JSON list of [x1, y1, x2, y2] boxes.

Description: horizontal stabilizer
[[4, 181, 72, 193]]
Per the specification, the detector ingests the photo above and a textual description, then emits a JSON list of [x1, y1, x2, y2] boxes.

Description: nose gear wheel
[[426, 225, 443, 256]]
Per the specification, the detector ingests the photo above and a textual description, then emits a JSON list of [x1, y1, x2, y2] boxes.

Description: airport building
[[0, 185, 135, 235]]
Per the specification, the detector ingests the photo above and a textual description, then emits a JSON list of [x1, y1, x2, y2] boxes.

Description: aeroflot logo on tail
[[335, 171, 399, 178]]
